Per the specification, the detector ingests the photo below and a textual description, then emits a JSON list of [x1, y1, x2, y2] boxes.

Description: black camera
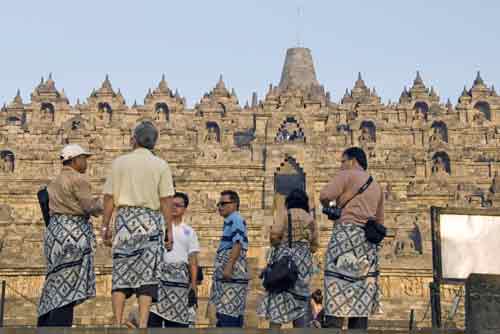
[[322, 202, 342, 221]]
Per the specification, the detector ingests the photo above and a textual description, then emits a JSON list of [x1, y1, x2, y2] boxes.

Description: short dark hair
[[343, 147, 368, 170], [221, 190, 240, 210], [174, 192, 189, 208], [285, 189, 310, 213], [134, 121, 158, 150], [311, 289, 323, 304]]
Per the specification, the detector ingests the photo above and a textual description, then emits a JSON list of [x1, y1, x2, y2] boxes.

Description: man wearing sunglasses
[[149, 192, 200, 328], [208, 190, 249, 327]]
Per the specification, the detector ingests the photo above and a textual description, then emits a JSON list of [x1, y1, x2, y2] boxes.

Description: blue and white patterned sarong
[[150, 262, 191, 324], [208, 248, 249, 317], [112, 207, 165, 295], [38, 214, 96, 317], [257, 241, 313, 324], [324, 222, 381, 317]]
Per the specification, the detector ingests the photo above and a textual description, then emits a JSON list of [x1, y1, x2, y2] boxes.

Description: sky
[[0, 0, 499, 108]]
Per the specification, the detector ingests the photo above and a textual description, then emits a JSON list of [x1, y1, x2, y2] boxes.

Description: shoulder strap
[[287, 210, 292, 248], [339, 176, 373, 210]]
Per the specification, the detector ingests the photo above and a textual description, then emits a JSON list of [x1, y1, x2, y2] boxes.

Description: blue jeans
[[216, 312, 244, 327]]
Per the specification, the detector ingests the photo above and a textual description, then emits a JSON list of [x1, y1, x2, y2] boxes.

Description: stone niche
[[0, 47, 499, 329]]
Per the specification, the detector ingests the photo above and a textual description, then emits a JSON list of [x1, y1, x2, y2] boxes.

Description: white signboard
[[440, 214, 500, 279]]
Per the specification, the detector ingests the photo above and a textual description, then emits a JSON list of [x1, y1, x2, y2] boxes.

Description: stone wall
[[0, 47, 498, 328]]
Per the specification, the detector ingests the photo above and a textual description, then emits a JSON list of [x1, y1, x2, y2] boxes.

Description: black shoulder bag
[[37, 186, 51, 227], [261, 211, 299, 293], [365, 217, 386, 245], [339, 176, 386, 245]]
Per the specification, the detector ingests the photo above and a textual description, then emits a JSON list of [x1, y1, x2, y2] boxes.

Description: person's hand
[[101, 225, 112, 247], [222, 264, 232, 280]]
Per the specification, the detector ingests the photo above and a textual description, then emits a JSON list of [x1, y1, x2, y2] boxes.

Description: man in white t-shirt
[[148, 192, 201, 327]]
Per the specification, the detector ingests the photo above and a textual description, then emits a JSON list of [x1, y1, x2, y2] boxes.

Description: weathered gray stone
[[278, 47, 319, 92], [466, 274, 500, 334], [0, 47, 499, 329]]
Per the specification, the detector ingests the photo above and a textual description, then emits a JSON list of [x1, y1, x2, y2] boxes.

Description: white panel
[[440, 214, 500, 279]]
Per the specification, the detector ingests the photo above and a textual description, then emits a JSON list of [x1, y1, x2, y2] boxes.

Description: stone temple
[[0, 47, 499, 329]]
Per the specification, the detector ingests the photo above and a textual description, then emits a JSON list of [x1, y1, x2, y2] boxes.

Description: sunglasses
[[173, 203, 186, 208], [216, 201, 234, 207]]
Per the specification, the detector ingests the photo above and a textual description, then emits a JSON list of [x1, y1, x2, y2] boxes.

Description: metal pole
[[430, 282, 442, 328], [0, 280, 6, 327], [409, 309, 415, 331]]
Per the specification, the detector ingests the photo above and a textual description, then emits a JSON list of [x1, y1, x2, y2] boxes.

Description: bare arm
[[102, 194, 115, 246], [319, 171, 349, 207], [160, 196, 174, 250], [74, 177, 103, 217], [79, 197, 103, 217], [375, 187, 385, 225], [188, 252, 199, 291], [223, 242, 242, 279], [270, 227, 283, 246], [103, 194, 114, 226], [270, 209, 285, 246]]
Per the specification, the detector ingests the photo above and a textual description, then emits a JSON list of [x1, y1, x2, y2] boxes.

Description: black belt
[[216, 278, 249, 284], [324, 270, 380, 282], [160, 280, 190, 289]]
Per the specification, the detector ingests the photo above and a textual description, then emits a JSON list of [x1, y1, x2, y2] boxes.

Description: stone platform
[[0, 329, 465, 334]]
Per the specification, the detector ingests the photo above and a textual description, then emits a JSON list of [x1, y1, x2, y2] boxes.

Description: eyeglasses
[[216, 201, 234, 207], [173, 203, 186, 208]]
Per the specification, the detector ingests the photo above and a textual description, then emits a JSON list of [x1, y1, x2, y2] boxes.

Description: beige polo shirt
[[103, 148, 175, 210], [48, 166, 102, 216]]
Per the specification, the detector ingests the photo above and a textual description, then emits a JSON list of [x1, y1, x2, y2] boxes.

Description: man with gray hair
[[102, 121, 175, 328]]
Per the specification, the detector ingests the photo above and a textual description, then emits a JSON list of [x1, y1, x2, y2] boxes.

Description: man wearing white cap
[[38, 144, 103, 327]]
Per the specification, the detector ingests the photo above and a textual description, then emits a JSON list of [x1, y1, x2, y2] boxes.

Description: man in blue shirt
[[208, 190, 249, 327]]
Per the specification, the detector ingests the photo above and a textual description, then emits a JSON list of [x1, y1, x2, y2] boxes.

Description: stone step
[[0, 328, 465, 334]]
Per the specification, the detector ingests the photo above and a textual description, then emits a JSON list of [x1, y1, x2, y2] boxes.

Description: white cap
[[60, 144, 92, 162]]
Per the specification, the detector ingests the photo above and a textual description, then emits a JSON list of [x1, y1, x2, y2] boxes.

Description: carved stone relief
[[0, 150, 15, 173]]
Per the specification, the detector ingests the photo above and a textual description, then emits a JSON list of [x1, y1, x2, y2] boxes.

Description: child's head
[[311, 289, 323, 304]]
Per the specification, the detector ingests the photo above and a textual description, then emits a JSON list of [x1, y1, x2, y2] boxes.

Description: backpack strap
[[287, 210, 292, 248]]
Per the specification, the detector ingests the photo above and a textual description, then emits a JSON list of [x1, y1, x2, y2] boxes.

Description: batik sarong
[[324, 222, 381, 317], [150, 262, 190, 324], [38, 214, 96, 317], [208, 248, 249, 317], [257, 241, 313, 324], [112, 207, 165, 297]]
